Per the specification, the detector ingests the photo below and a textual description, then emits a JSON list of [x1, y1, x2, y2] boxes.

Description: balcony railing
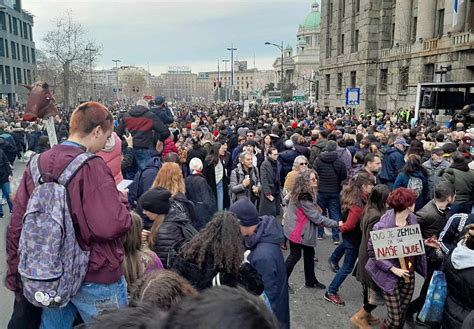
[[423, 38, 438, 51], [452, 31, 472, 46]]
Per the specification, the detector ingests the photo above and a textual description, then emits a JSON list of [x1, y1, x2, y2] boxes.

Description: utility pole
[[112, 59, 121, 102], [265, 41, 284, 104], [222, 59, 230, 101], [85, 47, 97, 101], [227, 45, 237, 100]]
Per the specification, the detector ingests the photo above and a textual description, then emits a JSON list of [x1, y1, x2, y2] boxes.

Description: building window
[[27, 69, 31, 84], [350, 71, 357, 88], [399, 66, 409, 91], [354, 30, 359, 52], [380, 69, 388, 92], [337, 73, 342, 92], [29, 25, 33, 41], [329, 2, 333, 24], [26, 46, 30, 62], [11, 41, 16, 60], [23, 22, 28, 39], [0, 38, 4, 57], [325, 74, 331, 92], [5, 39, 9, 58], [329, 38, 333, 57], [412, 17, 417, 43], [0, 65, 4, 84], [21, 45, 27, 62], [355, 0, 360, 13], [8, 15, 12, 33], [391, 23, 396, 46], [12, 66, 16, 85], [12, 17, 18, 35], [340, 34, 344, 54], [342, 0, 346, 18], [0, 12, 6, 31], [424, 64, 435, 82], [5, 66, 11, 84], [17, 67, 22, 84], [437, 9, 444, 37]]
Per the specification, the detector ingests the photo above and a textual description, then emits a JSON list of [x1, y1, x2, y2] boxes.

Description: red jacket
[[162, 137, 179, 158], [6, 144, 131, 292]]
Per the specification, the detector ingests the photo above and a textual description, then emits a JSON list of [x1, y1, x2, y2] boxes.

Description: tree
[[262, 83, 275, 96], [42, 10, 101, 110], [122, 72, 147, 104], [35, 49, 63, 97]]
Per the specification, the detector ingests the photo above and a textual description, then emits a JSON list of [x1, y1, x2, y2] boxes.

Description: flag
[[453, 0, 465, 26]]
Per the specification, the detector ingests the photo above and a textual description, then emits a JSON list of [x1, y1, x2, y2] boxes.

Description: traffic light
[[218, 81, 222, 88]]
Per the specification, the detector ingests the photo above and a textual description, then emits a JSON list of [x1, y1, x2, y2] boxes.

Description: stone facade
[[318, 0, 474, 114]]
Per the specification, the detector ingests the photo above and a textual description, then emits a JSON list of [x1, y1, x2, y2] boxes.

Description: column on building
[[416, 0, 436, 40], [393, 0, 412, 45]]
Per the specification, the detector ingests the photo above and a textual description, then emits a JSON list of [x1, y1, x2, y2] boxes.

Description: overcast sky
[[22, 0, 314, 75]]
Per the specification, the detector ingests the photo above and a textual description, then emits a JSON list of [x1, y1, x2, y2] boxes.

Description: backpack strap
[[29, 154, 42, 187], [57, 152, 96, 186]]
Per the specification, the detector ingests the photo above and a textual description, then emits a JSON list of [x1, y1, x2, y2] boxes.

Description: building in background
[[318, 0, 474, 114], [159, 66, 197, 102], [0, 0, 36, 108]]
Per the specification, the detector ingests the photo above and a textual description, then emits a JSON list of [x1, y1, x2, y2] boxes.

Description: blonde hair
[[152, 162, 185, 196]]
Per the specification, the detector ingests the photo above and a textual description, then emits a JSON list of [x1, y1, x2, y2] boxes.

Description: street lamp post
[[85, 47, 97, 101], [227, 45, 237, 100], [265, 41, 284, 103], [112, 59, 121, 102], [222, 59, 230, 101]]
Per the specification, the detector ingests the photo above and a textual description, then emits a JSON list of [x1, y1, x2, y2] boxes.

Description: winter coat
[[278, 149, 300, 183], [97, 132, 124, 184], [443, 241, 474, 329], [336, 146, 353, 179], [440, 163, 474, 204], [422, 159, 450, 198], [294, 143, 310, 159], [203, 158, 231, 210], [259, 158, 281, 217], [150, 105, 174, 125], [27, 131, 43, 151], [186, 146, 207, 165], [117, 105, 170, 148], [185, 174, 216, 231], [393, 170, 429, 211], [245, 216, 289, 329], [162, 137, 179, 158], [356, 207, 384, 289], [309, 139, 327, 165], [0, 148, 12, 184], [313, 151, 347, 193], [284, 196, 339, 247], [339, 205, 364, 247], [229, 163, 260, 204], [365, 209, 427, 295], [415, 200, 448, 240], [439, 214, 474, 255], [151, 193, 194, 268], [380, 148, 405, 183]]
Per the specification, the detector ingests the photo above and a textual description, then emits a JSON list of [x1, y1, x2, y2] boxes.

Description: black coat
[[313, 151, 347, 193], [203, 159, 230, 210], [0, 149, 12, 184], [187, 146, 207, 165], [185, 174, 217, 230], [277, 149, 299, 184], [259, 158, 281, 217]]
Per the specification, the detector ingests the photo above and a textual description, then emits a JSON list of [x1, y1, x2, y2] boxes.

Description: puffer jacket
[[313, 151, 347, 193], [151, 193, 194, 268], [162, 137, 178, 158], [440, 163, 474, 204], [422, 159, 450, 198], [229, 163, 260, 203], [284, 194, 339, 247]]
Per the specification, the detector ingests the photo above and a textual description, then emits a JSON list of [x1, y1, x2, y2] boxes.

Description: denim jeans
[[327, 239, 358, 294], [40, 276, 128, 328], [216, 179, 224, 211], [0, 182, 13, 215], [317, 192, 341, 240], [133, 148, 153, 171]]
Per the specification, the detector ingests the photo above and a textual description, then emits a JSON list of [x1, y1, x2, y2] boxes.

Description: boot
[[350, 308, 372, 329], [366, 313, 381, 326]]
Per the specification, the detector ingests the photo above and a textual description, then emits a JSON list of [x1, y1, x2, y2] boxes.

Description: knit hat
[[154, 96, 165, 106], [229, 198, 260, 227], [139, 187, 171, 215], [284, 139, 294, 149], [136, 99, 149, 108]]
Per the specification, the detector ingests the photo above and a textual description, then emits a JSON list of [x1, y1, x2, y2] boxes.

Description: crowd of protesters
[[1, 96, 474, 329]]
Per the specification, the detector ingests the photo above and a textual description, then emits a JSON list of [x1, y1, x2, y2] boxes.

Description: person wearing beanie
[[229, 198, 289, 329], [150, 96, 174, 125]]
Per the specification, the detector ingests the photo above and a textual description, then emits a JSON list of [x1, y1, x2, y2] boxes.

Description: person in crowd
[[441, 151, 474, 215], [438, 213, 474, 255], [203, 142, 226, 211], [129, 270, 198, 309], [353, 185, 390, 328], [325, 172, 375, 306], [380, 137, 408, 189], [97, 132, 123, 184], [278, 140, 300, 184], [11, 122, 26, 160], [229, 152, 261, 205], [291, 133, 310, 159], [163, 286, 280, 329], [0, 143, 13, 218], [313, 140, 347, 244], [442, 224, 474, 329], [284, 169, 339, 290], [172, 211, 263, 295], [185, 158, 216, 230], [233, 140, 263, 169], [122, 212, 163, 293], [231, 134, 247, 163], [283, 155, 309, 198], [422, 147, 450, 198], [150, 95, 174, 125], [363, 153, 382, 183], [350, 151, 365, 179], [7, 102, 132, 328], [117, 99, 170, 175], [261, 134, 274, 158], [186, 137, 207, 166], [393, 154, 429, 211], [259, 147, 281, 217], [0, 123, 18, 165], [32, 135, 50, 154], [229, 198, 289, 329], [309, 130, 329, 164], [366, 188, 427, 329], [408, 182, 455, 318], [162, 136, 179, 159]]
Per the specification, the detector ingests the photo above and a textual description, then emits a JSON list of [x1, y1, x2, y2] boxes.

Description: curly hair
[[387, 187, 417, 212], [180, 211, 244, 274], [289, 169, 318, 203], [152, 162, 185, 196], [340, 172, 375, 212]]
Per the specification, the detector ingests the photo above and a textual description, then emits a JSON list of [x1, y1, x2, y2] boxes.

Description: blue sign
[[346, 88, 360, 106]]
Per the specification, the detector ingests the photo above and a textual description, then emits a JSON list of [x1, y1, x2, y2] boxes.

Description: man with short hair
[[229, 198, 289, 329], [150, 95, 173, 125], [379, 137, 407, 190], [363, 153, 382, 184], [7, 102, 132, 328], [423, 147, 450, 198]]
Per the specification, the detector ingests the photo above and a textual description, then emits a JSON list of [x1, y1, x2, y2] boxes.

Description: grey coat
[[422, 159, 450, 198], [229, 163, 261, 204], [283, 199, 339, 247]]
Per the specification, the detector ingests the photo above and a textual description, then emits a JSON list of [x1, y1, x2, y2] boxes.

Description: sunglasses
[[300, 162, 308, 166]]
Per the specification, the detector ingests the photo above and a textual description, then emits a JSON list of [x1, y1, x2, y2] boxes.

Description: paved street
[[0, 162, 425, 328]]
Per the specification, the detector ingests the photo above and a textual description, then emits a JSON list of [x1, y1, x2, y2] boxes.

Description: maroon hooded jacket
[[6, 144, 131, 292]]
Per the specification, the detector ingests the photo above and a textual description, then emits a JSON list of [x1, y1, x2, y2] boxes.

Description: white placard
[[370, 224, 425, 260]]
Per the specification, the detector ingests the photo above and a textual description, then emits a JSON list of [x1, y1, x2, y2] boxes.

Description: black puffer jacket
[[151, 193, 194, 268], [313, 151, 347, 193]]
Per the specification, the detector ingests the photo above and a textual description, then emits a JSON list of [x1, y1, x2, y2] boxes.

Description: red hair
[[70, 102, 113, 136], [387, 188, 417, 212]]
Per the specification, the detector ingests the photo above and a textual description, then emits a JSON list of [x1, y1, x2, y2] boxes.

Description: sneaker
[[317, 235, 324, 240], [333, 238, 340, 245], [328, 258, 340, 273], [324, 292, 345, 305], [305, 281, 326, 289]]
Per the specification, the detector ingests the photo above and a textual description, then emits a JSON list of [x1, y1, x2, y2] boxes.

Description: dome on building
[[300, 1, 321, 29], [285, 44, 293, 51]]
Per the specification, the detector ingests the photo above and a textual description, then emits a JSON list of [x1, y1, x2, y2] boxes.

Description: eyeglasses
[[299, 162, 308, 166]]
